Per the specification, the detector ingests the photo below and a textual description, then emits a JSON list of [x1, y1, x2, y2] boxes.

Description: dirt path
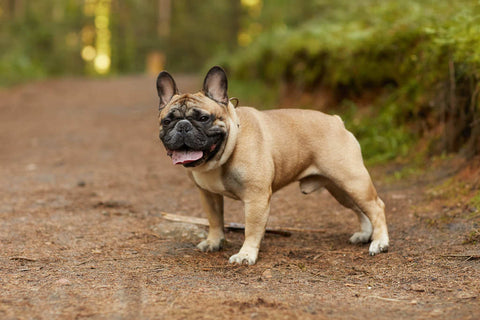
[[0, 76, 478, 319]]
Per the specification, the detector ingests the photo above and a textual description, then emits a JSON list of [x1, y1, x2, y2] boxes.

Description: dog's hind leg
[[317, 131, 389, 255], [350, 211, 373, 244], [324, 181, 373, 244], [328, 172, 388, 255], [300, 175, 374, 244]]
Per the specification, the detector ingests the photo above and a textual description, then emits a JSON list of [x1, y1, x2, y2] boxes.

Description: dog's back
[[232, 107, 361, 191]]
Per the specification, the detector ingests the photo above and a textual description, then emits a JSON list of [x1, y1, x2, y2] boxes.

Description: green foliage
[[110, 0, 160, 74], [0, 0, 244, 84], [218, 0, 480, 162], [221, 0, 480, 89], [165, 0, 239, 71], [341, 98, 415, 164], [0, 1, 86, 85], [227, 78, 279, 109]]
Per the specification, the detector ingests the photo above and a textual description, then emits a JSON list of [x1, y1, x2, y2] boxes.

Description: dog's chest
[[191, 169, 237, 198]]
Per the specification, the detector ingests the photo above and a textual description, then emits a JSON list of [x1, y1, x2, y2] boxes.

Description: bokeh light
[[94, 53, 111, 74], [81, 45, 96, 61]]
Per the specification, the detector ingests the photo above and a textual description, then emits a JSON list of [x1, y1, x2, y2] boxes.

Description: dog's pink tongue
[[171, 150, 203, 165]]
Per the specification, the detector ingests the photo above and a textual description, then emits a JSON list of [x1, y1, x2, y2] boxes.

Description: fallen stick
[[160, 212, 327, 237], [368, 296, 409, 303], [161, 212, 209, 225], [440, 254, 480, 260], [10, 257, 37, 262]]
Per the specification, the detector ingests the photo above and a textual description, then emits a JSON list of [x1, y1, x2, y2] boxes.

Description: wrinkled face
[[159, 93, 228, 167]]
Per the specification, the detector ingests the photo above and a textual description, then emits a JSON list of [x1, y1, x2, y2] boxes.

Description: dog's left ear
[[156, 71, 179, 111], [202, 66, 228, 105]]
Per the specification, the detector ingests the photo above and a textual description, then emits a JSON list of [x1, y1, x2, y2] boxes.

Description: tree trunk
[[158, 0, 171, 37]]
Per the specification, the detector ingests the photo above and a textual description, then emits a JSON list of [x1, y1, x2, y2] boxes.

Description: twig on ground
[[160, 212, 326, 237], [440, 254, 480, 261], [368, 296, 409, 303], [10, 257, 37, 262], [76, 259, 94, 266]]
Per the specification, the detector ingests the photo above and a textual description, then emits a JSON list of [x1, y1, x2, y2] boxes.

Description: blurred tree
[[0, 0, 318, 84], [109, 0, 159, 73], [157, 0, 171, 37], [0, 0, 86, 85], [164, 0, 241, 71], [238, 0, 317, 47]]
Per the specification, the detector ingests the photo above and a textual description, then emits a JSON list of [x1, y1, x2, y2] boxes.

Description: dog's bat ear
[[202, 66, 228, 106], [156, 71, 179, 111]]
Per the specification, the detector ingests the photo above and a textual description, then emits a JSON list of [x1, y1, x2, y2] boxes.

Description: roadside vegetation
[[217, 0, 480, 164]]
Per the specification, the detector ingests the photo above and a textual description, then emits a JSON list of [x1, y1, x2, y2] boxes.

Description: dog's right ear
[[202, 66, 228, 106], [156, 71, 179, 111]]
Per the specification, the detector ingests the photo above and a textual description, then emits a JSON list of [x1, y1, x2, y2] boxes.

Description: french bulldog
[[156, 66, 389, 265]]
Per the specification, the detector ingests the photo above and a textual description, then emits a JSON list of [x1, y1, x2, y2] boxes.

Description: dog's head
[[156, 66, 238, 169]]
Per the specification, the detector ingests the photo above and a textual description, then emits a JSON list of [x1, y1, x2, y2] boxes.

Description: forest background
[[1, 0, 480, 164]]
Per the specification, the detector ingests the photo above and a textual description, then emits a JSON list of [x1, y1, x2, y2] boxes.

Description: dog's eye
[[199, 115, 210, 122], [163, 119, 172, 125]]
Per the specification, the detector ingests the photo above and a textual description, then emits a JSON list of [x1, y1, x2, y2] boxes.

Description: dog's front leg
[[229, 195, 271, 265], [196, 188, 225, 252]]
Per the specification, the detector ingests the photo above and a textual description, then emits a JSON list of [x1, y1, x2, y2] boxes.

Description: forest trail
[[0, 76, 478, 319]]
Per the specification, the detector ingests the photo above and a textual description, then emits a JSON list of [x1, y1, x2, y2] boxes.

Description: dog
[[156, 66, 389, 265]]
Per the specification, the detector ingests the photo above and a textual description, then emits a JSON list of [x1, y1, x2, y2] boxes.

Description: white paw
[[349, 231, 371, 244], [369, 238, 389, 256], [197, 238, 224, 252], [228, 251, 258, 265]]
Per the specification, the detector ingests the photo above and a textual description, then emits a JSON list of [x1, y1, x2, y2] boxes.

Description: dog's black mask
[[160, 104, 225, 167]]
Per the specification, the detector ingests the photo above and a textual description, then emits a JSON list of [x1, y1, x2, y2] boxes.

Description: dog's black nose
[[175, 119, 193, 133]]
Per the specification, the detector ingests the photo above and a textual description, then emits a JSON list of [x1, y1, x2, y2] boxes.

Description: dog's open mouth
[[166, 144, 218, 166], [168, 149, 203, 165]]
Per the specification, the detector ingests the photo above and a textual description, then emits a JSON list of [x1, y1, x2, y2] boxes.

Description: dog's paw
[[368, 238, 389, 256], [228, 251, 257, 265], [349, 231, 371, 244], [197, 238, 224, 252]]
